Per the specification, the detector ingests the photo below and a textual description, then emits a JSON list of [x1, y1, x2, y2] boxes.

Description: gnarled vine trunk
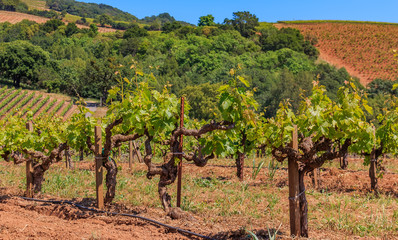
[[104, 157, 118, 204], [369, 147, 383, 194], [340, 153, 348, 169], [32, 165, 45, 193], [298, 170, 308, 237], [236, 131, 247, 181], [369, 158, 378, 193], [236, 153, 245, 181]]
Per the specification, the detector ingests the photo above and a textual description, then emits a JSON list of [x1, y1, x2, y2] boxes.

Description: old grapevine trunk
[[298, 170, 309, 237], [32, 165, 45, 193], [236, 153, 245, 181], [104, 157, 118, 203], [340, 153, 348, 169], [369, 158, 378, 193], [369, 146, 383, 193], [236, 132, 247, 181]]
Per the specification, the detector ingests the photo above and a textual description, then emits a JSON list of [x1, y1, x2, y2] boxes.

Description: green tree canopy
[[224, 11, 259, 37], [0, 40, 50, 87], [198, 14, 215, 26], [123, 25, 148, 39]]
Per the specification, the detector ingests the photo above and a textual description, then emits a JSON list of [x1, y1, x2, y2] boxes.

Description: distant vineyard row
[[277, 20, 398, 26], [277, 22, 398, 85], [0, 85, 75, 120]]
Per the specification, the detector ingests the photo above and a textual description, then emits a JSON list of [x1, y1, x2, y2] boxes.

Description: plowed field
[[0, 10, 117, 33], [276, 22, 398, 85]]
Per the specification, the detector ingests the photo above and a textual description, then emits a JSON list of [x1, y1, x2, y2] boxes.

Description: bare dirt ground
[[273, 23, 398, 86], [317, 50, 368, 86], [0, 193, 194, 239], [0, 11, 49, 24], [0, 156, 397, 239]]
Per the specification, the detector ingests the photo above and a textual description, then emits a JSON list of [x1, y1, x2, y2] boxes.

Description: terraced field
[[0, 86, 76, 120]]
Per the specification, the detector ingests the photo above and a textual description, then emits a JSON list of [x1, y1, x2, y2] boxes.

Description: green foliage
[[46, 0, 137, 22], [65, 22, 79, 37], [198, 14, 215, 27], [0, 40, 50, 87], [98, 14, 112, 27], [0, 0, 28, 11], [142, 12, 175, 24], [197, 69, 259, 157], [123, 25, 148, 39], [180, 82, 221, 120], [260, 27, 319, 59], [264, 81, 374, 154], [0, 14, 361, 118], [0, 20, 40, 42], [224, 11, 259, 37], [162, 21, 182, 33], [367, 78, 398, 97], [374, 96, 398, 157], [0, 114, 67, 157], [40, 19, 65, 33]]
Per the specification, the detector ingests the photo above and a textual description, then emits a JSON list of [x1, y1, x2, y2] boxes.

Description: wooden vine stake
[[133, 141, 143, 163], [79, 147, 84, 161], [65, 148, 72, 169], [369, 126, 377, 194], [118, 146, 122, 160], [288, 125, 301, 237], [129, 140, 133, 169], [176, 97, 184, 208], [25, 121, 34, 198], [65, 149, 69, 169], [94, 126, 104, 209]]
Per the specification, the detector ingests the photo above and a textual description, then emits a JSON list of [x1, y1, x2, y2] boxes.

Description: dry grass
[[0, 10, 49, 24], [0, 154, 397, 239], [20, 0, 47, 10]]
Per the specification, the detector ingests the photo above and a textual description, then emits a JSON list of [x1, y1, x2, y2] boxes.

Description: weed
[[251, 154, 265, 180], [266, 157, 279, 181], [268, 223, 282, 240], [245, 229, 259, 240]]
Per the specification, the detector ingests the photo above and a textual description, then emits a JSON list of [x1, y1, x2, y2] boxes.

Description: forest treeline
[[0, 9, 395, 119]]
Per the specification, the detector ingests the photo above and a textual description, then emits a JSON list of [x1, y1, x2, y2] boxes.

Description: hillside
[[275, 21, 398, 86], [0, 10, 117, 32], [0, 85, 77, 120], [46, 0, 137, 22]]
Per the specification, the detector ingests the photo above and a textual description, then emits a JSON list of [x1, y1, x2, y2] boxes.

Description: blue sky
[[79, 0, 398, 24]]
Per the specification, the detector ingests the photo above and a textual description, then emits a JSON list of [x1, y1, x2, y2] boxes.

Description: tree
[[224, 11, 259, 37], [65, 22, 79, 37], [123, 25, 148, 39], [0, 40, 50, 87], [81, 57, 118, 98], [162, 21, 182, 33], [180, 82, 221, 120], [99, 13, 112, 27], [88, 23, 98, 37], [40, 19, 65, 33], [148, 19, 161, 31], [260, 27, 319, 60], [198, 14, 215, 27]]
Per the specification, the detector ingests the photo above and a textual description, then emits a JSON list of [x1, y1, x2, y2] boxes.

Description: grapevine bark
[[143, 120, 235, 219], [272, 136, 352, 237]]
